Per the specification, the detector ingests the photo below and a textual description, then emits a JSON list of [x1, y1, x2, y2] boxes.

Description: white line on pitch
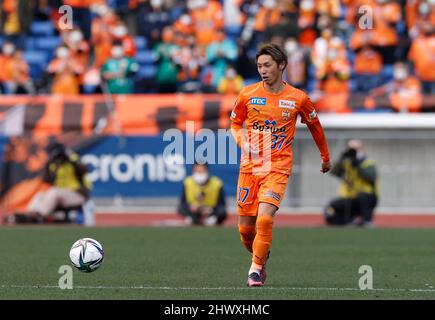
[[2, 285, 435, 293]]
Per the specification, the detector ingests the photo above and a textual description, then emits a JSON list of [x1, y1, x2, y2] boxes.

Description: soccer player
[[230, 44, 331, 287]]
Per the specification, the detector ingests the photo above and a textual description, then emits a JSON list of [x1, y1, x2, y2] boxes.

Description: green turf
[[1, 226, 435, 299]]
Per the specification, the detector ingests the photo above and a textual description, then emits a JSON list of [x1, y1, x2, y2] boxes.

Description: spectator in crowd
[[47, 45, 84, 95], [408, 21, 435, 94], [206, 30, 238, 89], [347, 0, 401, 64], [6, 142, 92, 224], [190, 0, 224, 47], [370, 62, 423, 112], [283, 36, 308, 89], [5, 49, 34, 94], [63, 0, 92, 41], [312, 31, 350, 95], [173, 34, 205, 92], [61, 28, 90, 70], [91, 4, 118, 69], [217, 66, 243, 94], [263, 10, 299, 45], [138, 0, 172, 49], [153, 26, 179, 93], [0, 0, 32, 48], [111, 21, 137, 58], [408, 0, 435, 40], [352, 31, 384, 92], [178, 162, 227, 226], [101, 42, 139, 94], [252, 0, 281, 46], [0, 42, 16, 93], [298, 0, 319, 47], [325, 139, 378, 227]]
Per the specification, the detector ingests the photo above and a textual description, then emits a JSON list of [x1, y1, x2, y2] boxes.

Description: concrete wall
[[287, 129, 435, 210]]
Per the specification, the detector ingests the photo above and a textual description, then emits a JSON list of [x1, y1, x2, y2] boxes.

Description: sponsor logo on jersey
[[279, 100, 296, 109], [250, 97, 267, 105], [309, 110, 317, 119], [252, 120, 286, 133], [264, 118, 277, 126], [231, 111, 237, 119], [282, 111, 290, 120]]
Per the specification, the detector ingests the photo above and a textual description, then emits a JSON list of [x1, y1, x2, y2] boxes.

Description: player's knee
[[238, 224, 256, 241], [256, 215, 273, 236]]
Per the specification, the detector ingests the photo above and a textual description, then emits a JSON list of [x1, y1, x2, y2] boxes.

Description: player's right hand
[[321, 161, 331, 173]]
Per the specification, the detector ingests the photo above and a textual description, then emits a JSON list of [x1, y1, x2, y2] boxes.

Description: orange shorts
[[236, 171, 290, 216]]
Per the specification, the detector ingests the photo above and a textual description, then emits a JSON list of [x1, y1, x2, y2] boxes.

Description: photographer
[[10, 143, 92, 223], [178, 162, 227, 226], [324, 140, 378, 227]]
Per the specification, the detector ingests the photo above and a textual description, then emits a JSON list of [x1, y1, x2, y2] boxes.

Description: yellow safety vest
[[184, 176, 223, 207], [338, 159, 378, 198], [49, 154, 92, 191]]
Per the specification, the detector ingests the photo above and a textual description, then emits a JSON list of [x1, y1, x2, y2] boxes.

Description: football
[[69, 238, 104, 272]]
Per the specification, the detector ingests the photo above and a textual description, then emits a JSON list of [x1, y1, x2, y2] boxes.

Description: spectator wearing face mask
[[217, 66, 243, 94], [283, 37, 308, 89], [91, 4, 120, 68], [189, 0, 224, 47], [62, 29, 90, 72], [253, 0, 281, 46], [370, 62, 423, 112], [101, 43, 139, 94], [408, 21, 435, 94], [178, 162, 227, 226], [408, 0, 435, 40], [153, 26, 180, 93], [139, 0, 172, 49], [6, 49, 34, 94], [63, 0, 92, 40], [298, 0, 318, 47], [47, 46, 84, 95], [206, 31, 238, 89], [352, 31, 384, 93], [0, 42, 16, 93], [111, 22, 137, 58]]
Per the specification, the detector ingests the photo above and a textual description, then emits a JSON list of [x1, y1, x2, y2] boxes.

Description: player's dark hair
[[255, 43, 288, 70]]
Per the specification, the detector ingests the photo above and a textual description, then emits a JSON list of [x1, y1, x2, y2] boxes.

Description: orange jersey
[[230, 81, 330, 175]]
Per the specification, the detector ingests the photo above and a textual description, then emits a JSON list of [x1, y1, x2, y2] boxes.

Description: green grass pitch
[[1, 226, 435, 299]]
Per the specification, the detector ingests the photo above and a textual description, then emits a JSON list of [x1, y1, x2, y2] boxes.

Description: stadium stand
[[0, 0, 433, 111]]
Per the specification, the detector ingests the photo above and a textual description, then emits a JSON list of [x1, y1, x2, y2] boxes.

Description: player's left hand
[[321, 161, 331, 173]]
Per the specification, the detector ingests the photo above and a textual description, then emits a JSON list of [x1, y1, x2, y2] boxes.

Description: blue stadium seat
[[137, 65, 157, 79], [22, 51, 49, 79], [34, 36, 61, 52], [134, 36, 147, 51], [30, 21, 55, 36], [381, 64, 394, 83], [24, 38, 35, 51], [135, 50, 157, 65]]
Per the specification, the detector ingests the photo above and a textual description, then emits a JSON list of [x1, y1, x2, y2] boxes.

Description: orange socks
[[252, 215, 273, 266], [238, 224, 256, 253]]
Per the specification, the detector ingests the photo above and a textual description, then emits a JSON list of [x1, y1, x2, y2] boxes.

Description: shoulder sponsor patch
[[309, 110, 317, 119], [250, 97, 266, 105], [279, 100, 296, 109]]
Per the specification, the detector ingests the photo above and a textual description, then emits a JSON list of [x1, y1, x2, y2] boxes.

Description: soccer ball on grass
[[69, 238, 104, 272]]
